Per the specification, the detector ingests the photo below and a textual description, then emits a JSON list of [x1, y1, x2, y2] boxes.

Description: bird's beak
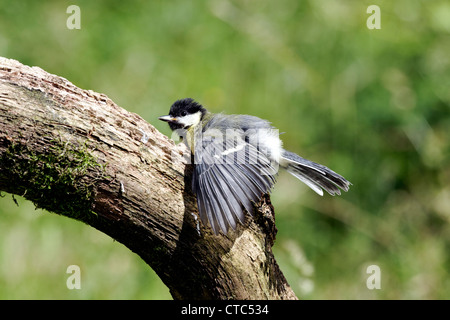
[[159, 115, 177, 123]]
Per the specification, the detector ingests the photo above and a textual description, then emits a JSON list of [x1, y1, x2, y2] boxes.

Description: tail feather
[[281, 151, 351, 196]]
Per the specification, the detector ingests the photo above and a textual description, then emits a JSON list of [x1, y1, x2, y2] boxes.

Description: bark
[[0, 57, 297, 300]]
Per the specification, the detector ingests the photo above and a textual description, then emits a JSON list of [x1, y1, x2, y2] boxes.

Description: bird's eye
[[181, 111, 187, 116]]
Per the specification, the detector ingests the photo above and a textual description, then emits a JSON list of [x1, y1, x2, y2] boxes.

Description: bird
[[159, 98, 351, 235]]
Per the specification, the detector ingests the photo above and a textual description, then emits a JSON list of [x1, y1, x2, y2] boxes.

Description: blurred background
[[0, 0, 449, 299]]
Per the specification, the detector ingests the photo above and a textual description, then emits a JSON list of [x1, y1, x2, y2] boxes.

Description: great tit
[[159, 98, 350, 235]]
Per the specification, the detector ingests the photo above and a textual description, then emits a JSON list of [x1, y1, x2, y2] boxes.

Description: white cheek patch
[[177, 112, 202, 128]]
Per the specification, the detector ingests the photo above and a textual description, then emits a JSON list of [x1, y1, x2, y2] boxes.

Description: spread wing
[[192, 127, 277, 234]]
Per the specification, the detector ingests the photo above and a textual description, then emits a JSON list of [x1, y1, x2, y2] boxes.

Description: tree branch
[[0, 57, 297, 300]]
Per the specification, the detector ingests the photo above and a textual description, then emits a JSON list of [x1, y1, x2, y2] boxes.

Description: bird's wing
[[192, 127, 277, 234]]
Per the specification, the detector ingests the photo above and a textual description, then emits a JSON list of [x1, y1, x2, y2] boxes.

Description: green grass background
[[0, 0, 449, 299]]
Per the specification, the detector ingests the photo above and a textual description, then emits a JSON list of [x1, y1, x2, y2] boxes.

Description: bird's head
[[159, 98, 207, 131]]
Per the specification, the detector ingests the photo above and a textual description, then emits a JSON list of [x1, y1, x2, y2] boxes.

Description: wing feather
[[192, 127, 278, 234]]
